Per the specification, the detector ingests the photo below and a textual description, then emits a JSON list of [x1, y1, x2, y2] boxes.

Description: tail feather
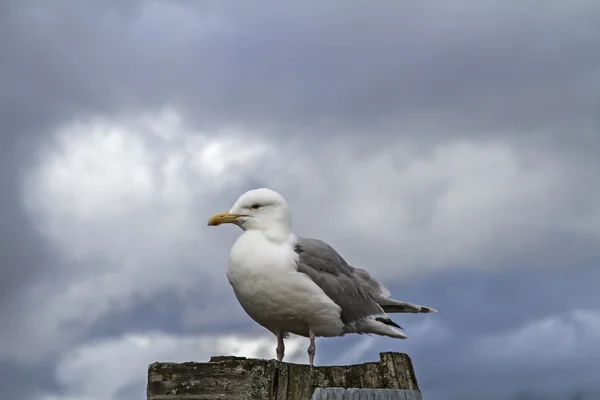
[[349, 265, 437, 314], [377, 298, 438, 314], [350, 315, 408, 339]]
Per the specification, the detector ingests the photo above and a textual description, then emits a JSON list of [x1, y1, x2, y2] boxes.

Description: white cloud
[[38, 332, 305, 400], [26, 108, 270, 227]]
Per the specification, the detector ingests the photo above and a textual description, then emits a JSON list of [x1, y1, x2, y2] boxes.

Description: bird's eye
[[251, 203, 261, 210]]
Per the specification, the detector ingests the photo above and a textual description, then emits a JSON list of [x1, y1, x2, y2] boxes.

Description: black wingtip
[[375, 317, 404, 331]]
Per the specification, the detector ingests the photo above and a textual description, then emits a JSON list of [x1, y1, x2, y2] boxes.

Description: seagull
[[207, 188, 437, 366]]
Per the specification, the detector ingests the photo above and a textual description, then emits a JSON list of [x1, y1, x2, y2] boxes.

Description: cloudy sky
[[1, 1, 599, 399]]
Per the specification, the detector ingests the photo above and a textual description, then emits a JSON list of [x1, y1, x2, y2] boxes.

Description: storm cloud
[[1, 1, 599, 399]]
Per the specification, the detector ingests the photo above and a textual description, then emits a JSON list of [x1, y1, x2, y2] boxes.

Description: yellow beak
[[207, 211, 241, 226]]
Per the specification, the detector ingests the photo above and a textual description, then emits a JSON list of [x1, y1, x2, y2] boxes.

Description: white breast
[[226, 231, 344, 337]]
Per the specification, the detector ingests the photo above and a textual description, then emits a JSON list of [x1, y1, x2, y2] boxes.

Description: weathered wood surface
[[312, 388, 422, 400], [147, 352, 420, 400]]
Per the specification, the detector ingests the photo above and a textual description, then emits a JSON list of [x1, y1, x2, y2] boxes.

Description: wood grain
[[147, 352, 420, 400]]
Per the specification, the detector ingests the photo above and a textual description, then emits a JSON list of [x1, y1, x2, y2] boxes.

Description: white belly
[[226, 231, 344, 337]]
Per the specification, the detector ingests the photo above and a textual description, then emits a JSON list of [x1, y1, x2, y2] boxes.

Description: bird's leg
[[276, 332, 285, 362], [307, 330, 316, 367]]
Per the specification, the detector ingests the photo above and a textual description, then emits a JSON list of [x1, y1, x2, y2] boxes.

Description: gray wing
[[352, 267, 391, 298], [293, 237, 384, 325], [295, 237, 438, 315]]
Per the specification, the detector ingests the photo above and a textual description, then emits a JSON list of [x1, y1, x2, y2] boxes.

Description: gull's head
[[207, 188, 292, 233]]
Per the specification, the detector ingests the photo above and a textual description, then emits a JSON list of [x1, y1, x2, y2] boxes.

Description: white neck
[[263, 225, 294, 243]]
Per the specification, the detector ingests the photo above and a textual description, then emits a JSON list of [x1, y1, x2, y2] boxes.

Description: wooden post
[[147, 352, 421, 400]]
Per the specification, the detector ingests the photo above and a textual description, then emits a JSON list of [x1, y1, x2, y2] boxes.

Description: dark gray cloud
[[3, 1, 599, 138], [0, 134, 58, 328], [0, 361, 60, 400], [1, 1, 599, 399], [396, 266, 600, 399]]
